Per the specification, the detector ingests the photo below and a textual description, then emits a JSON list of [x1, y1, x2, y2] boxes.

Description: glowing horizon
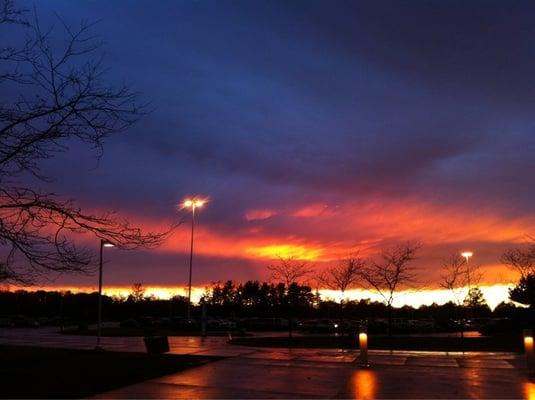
[[2, 283, 515, 310]]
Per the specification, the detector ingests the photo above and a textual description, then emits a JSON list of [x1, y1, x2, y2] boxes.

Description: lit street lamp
[[461, 251, 474, 325], [96, 239, 115, 349], [182, 197, 206, 321], [461, 251, 473, 289]]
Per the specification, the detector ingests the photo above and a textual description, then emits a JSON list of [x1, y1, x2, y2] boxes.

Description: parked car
[[11, 315, 39, 328], [120, 318, 141, 328]]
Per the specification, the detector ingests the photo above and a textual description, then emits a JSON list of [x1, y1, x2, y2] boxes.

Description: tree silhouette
[[267, 256, 314, 287], [501, 242, 535, 279], [0, 1, 171, 283], [441, 254, 472, 337], [318, 254, 364, 299], [463, 287, 490, 318], [359, 242, 421, 336], [267, 257, 314, 338], [318, 254, 364, 334], [509, 274, 535, 308], [129, 283, 146, 303]]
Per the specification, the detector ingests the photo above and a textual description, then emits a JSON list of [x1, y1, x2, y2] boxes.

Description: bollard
[[358, 327, 370, 368], [525, 329, 535, 376], [201, 303, 207, 337]]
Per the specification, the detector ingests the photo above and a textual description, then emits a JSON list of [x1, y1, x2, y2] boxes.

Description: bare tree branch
[[318, 253, 364, 298], [501, 242, 535, 279], [267, 256, 314, 287], [358, 241, 421, 336], [441, 254, 466, 305], [359, 242, 422, 307], [0, 2, 172, 283]]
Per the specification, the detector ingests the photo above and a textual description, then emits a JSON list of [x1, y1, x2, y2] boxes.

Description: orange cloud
[[245, 209, 277, 221], [24, 196, 533, 291], [245, 244, 325, 261], [292, 203, 330, 217]]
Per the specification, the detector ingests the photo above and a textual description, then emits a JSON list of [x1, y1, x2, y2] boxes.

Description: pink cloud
[[292, 203, 330, 218], [245, 209, 277, 221]]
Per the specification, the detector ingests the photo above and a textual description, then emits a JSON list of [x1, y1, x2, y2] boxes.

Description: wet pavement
[[1, 328, 533, 399]]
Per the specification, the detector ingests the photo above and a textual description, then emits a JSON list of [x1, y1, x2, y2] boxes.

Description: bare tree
[[440, 254, 468, 338], [441, 254, 469, 306], [129, 282, 146, 303], [440, 253, 482, 337], [267, 256, 313, 287], [267, 256, 314, 338], [318, 253, 364, 334], [359, 242, 421, 336], [0, 2, 171, 283], [501, 242, 535, 279], [318, 253, 364, 298]]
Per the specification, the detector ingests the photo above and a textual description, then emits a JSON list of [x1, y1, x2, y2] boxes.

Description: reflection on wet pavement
[[351, 370, 377, 400], [524, 381, 535, 400], [2, 328, 534, 399]]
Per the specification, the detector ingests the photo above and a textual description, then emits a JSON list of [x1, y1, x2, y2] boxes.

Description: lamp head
[[102, 241, 115, 248], [182, 197, 207, 209], [461, 251, 473, 260]]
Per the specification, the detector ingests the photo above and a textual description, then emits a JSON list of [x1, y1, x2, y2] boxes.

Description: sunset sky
[[12, 0, 535, 307]]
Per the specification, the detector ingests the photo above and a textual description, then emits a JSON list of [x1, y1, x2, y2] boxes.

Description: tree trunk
[[388, 303, 393, 338], [288, 306, 293, 339], [340, 299, 345, 337]]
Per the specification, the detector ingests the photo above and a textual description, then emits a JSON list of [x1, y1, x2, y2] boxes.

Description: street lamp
[[461, 251, 474, 327], [461, 251, 473, 289], [182, 197, 206, 321], [96, 239, 115, 349]]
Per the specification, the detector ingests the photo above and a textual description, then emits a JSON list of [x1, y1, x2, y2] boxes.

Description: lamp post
[[358, 323, 370, 368], [182, 198, 206, 321], [96, 239, 115, 349], [524, 329, 535, 376], [461, 251, 474, 331], [461, 251, 473, 290]]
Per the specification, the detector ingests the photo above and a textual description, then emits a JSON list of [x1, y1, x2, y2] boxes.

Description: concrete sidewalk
[[94, 350, 532, 399], [2, 329, 532, 398]]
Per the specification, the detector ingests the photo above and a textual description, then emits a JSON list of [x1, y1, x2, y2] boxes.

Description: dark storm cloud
[[34, 1, 535, 210], [17, 0, 535, 285]]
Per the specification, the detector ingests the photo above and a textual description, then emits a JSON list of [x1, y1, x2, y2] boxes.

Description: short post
[[358, 325, 370, 368], [524, 329, 535, 376], [201, 302, 207, 337]]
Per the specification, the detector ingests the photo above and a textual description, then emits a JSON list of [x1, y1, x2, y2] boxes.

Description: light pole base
[[355, 356, 370, 368]]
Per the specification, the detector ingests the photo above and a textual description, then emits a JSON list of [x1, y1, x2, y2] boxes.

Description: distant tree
[[463, 287, 486, 308], [0, 1, 171, 283], [239, 280, 262, 307], [509, 274, 535, 308], [463, 287, 491, 317], [267, 257, 314, 338], [359, 242, 421, 336], [501, 242, 535, 279], [440, 254, 479, 336], [493, 301, 517, 318], [267, 256, 314, 287], [129, 283, 145, 303], [318, 254, 364, 334], [441, 254, 469, 305], [440, 253, 483, 332], [318, 254, 364, 300], [287, 282, 315, 312]]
